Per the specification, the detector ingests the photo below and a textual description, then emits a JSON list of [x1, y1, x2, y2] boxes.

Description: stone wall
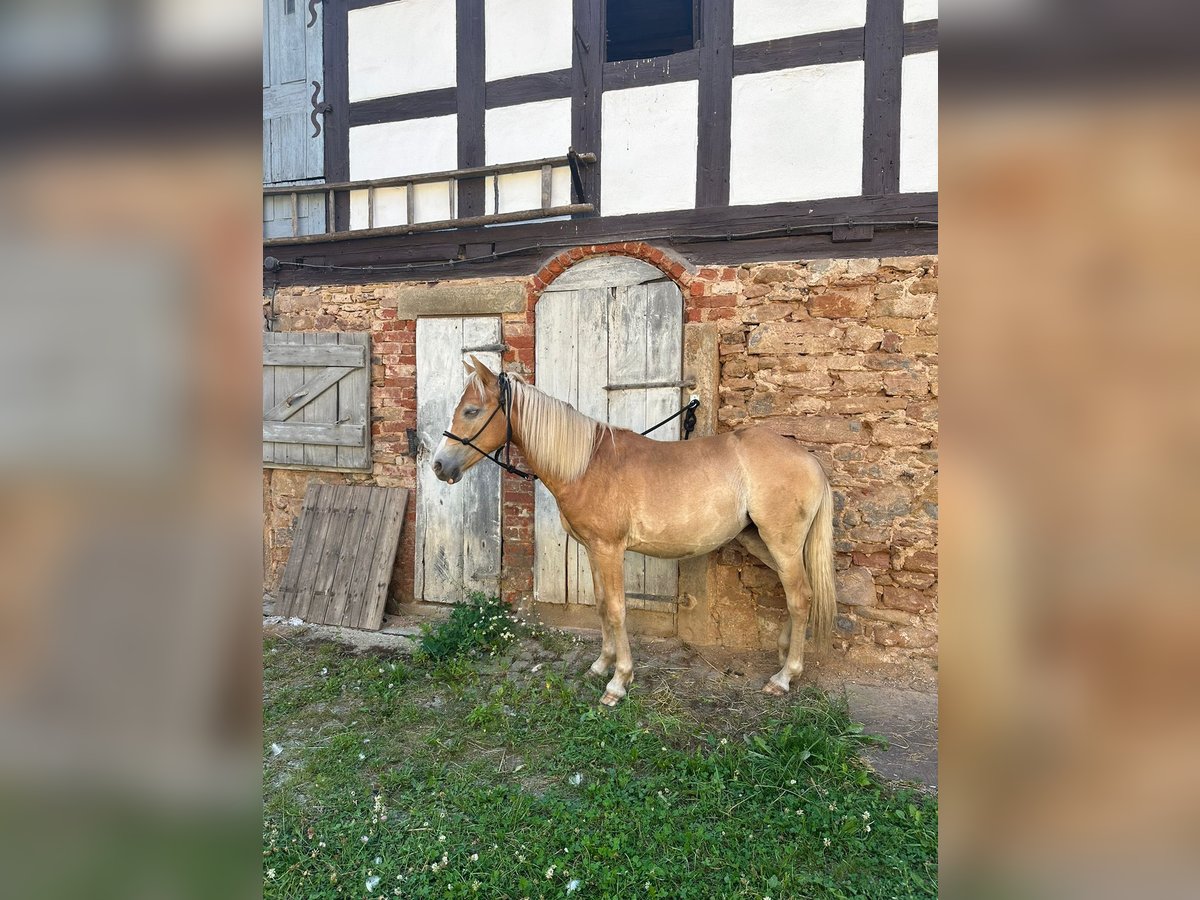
[[696, 257, 939, 664], [263, 246, 937, 667]]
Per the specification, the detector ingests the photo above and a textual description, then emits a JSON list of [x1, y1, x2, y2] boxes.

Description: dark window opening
[[606, 0, 697, 63]]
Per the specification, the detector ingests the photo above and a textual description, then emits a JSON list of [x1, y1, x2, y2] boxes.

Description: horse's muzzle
[[431, 458, 460, 485]]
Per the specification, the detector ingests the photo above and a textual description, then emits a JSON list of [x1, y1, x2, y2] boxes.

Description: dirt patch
[[265, 613, 938, 789]]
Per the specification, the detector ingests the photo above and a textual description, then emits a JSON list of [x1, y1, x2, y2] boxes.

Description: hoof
[[761, 679, 788, 697], [600, 691, 623, 707], [588, 660, 610, 678]]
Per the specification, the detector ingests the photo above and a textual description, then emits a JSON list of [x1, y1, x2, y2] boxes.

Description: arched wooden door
[[534, 257, 684, 609]]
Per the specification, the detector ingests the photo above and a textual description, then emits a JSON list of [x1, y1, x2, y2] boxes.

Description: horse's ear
[[469, 354, 497, 387]]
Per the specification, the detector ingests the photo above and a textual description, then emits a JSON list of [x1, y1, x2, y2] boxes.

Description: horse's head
[[431, 355, 508, 485]]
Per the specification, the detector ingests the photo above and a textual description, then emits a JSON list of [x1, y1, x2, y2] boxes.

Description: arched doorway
[[533, 255, 685, 609]]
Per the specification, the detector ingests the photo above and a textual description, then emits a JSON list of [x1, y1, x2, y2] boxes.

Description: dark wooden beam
[[349, 87, 457, 127], [903, 19, 939, 55], [456, 0, 486, 218], [602, 49, 699, 90], [696, 2, 733, 207], [323, 0, 351, 232], [862, 0, 904, 195], [264, 192, 937, 285], [732, 27, 865, 77], [571, 0, 604, 210], [485, 69, 573, 108]]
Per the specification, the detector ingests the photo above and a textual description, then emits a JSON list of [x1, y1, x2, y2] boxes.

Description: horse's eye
[[463, 407, 480, 418]]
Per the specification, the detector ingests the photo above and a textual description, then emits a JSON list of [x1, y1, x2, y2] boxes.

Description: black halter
[[442, 372, 537, 480]]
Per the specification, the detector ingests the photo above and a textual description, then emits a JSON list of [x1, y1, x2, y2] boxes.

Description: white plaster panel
[[349, 115, 458, 181], [349, 0, 457, 102], [485, 0, 572, 81], [484, 98, 573, 214], [733, 0, 866, 46], [350, 186, 410, 230], [904, 0, 938, 23], [601, 81, 699, 216], [899, 51, 938, 193], [729, 62, 864, 204], [485, 99, 571, 163]]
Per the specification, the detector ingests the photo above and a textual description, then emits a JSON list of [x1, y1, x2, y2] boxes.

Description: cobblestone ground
[[264, 610, 938, 790]]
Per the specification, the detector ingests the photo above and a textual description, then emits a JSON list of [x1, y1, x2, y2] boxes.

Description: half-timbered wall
[[302, 0, 937, 233]]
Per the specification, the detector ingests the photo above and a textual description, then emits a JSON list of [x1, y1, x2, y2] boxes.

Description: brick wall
[[263, 248, 937, 664]]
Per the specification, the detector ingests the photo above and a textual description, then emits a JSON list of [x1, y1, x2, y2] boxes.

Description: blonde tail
[[804, 478, 837, 647]]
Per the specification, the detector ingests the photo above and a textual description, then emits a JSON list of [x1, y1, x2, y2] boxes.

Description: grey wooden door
[[415, 318, 504, 603], [263, 0, 326, 237], [534, 257, 684, 609]]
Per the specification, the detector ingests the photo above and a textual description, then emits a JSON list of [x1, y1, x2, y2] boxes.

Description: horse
[[432, 356, 837, 706]]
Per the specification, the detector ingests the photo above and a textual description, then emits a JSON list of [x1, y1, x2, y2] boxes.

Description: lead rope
[[444, 374, 701, 480]]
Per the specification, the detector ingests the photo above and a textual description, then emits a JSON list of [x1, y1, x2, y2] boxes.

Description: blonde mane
[[506, 375, 611, 483]]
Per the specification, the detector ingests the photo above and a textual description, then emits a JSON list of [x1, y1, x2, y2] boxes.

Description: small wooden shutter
[[263, 333, 371, 471], [534, 257, 684, 608], [263, 0, 326, 237], [414, 318, 504, 603]]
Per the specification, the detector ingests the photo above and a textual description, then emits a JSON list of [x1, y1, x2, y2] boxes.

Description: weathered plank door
[[415, 318, 503, 603], [262, 332, 371, 470], [263, 0, 326, 238], [534, 257, 684, 609]]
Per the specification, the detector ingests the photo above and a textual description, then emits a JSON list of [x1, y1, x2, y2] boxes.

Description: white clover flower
[[469, 853, 479, 861], [438, 834, 446, 842], [566, 879, 581, 893], [788, 779, 796, 785], [359, 753, 366, 761], [823, 837, 831, 847], [545, 865, 556, 879], [361, 835, 370, 843], [865, 824, 872, 833], [829, 803, 837, 811], [266, 868, 276, 879], [365, 874, 381, 892], [862, 811, 871, 820]]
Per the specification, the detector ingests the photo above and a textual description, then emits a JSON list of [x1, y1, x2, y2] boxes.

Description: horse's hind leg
[[736, 526, 789, 663], [750, 516, 814, 695]]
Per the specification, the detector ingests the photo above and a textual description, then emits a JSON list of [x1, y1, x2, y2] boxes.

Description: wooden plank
[[323, 484, 374, 627], [732, 27, 866, 77], [308, 483, 354, 622], [356, 488, 409, 629], [571, 0, 604, 208], [290, 482, 334, 621], [607, 283, 649, 600], [485, 68, 572, 109], [696, 0, 733, 207], [336, 333, 371, 469], [602, 49, 699, 91], [276, 479, 322, 614], [863, 0, 904, 195], [540, 164, 553, 212], [456, 0, 486, 218], [303, 334, 339, 469], [642, 280, 683, 600], [262, 332, 278, 465], [272, 335, 306, 466], [459, 317, 502, 599], [340, 486, 389, 626], [533, 291, 574, 604], [263, 365, 354, 421], [349, 86, 458, 127], [544, 255, 667, 292], [323, 0, 350, 231], [570, 287, 609, 607], [263, 421, 366, 446], [266, 193, 939, 281], [903, 19, 938, 55], [263, 343, 365, 366], [415, 318, 465, 603]]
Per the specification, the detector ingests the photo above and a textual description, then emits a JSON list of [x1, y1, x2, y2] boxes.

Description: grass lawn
[[263, 598, 937, 899]]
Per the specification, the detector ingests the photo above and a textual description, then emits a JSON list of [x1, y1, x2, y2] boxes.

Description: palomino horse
[[432, 357, 836, 706]]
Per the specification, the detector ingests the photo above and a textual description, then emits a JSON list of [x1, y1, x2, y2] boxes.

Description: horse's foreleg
[[592, 547, 632, 706], [764, 558, 812, 697], [585, 549, 615, 678]]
